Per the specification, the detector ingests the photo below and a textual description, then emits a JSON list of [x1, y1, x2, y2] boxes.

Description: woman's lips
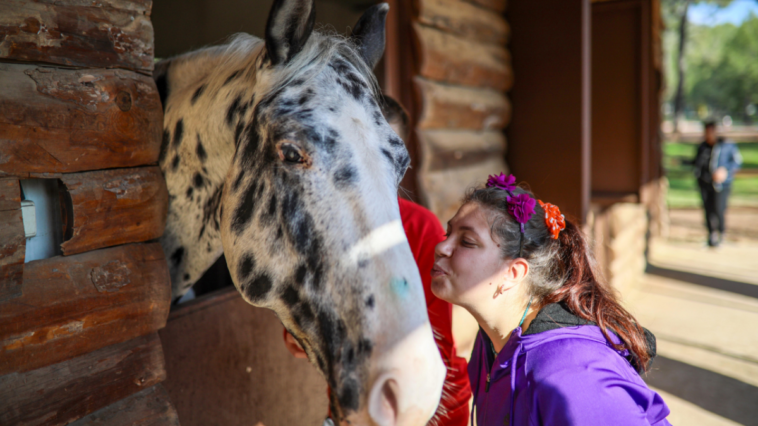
[[431, 264, 447, 278]]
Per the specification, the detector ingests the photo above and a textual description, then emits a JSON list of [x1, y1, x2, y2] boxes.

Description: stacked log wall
[[411, 0, 512, 222], [0, 1, 176, 424]]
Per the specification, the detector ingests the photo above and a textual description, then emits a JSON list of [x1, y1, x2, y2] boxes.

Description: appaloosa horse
[[153, 0, 445, 424]]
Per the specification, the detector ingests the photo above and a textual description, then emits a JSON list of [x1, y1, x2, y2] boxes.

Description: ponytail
[[541, 220, 651, 372]]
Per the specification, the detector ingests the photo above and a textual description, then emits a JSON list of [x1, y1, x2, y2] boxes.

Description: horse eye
[[280, 144, 304, 163]]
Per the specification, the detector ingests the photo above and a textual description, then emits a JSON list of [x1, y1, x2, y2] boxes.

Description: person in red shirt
[[283, 95, 470, 425], [284, 197, 471, 425]]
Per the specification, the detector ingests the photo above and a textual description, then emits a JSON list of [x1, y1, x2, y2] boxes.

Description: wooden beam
[[418, 130, 506, 171], [58, 167, 168, 256], [415, 77, 511, 130], [414, 23, 513, 91], [69, 385, 180, 426], [464, 0, 508, 13], [415, 0, 510, 44], [0, 64, 162, 177], [0, 243, 171, 375], [0, 0, 155, 73], [0, 333, 167, 426], [0, 178, 24, 303]]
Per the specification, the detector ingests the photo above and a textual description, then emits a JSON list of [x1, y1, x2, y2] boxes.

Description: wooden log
[[415, 0, 510, 44], [465, 0, 507, 13], [414, 23, 512, 91], [54, 166, 168, 256], [69, 385, 180, 426], [0, 243, 171, 375], [0, 63, 162, 177], [0, 178, 24, 303], [0, 333, 167, 426], [418, 130, 506, 171], [0, 0, 154, 73], [415, 77, 511, 130], [419, 156, 507, 222]]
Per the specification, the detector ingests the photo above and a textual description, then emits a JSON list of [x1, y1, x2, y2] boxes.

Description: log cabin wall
[[385, 0, 511, 223], [0, 1, 178, 424]]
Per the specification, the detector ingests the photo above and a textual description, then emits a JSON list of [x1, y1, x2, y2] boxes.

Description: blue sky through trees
[[689, 0, 758, 26]]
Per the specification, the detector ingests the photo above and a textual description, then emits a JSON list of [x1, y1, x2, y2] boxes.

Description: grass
[[664, 141, 758, 208]]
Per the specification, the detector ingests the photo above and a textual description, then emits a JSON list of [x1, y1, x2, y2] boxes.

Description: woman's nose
[[434, 238, 452, 258]]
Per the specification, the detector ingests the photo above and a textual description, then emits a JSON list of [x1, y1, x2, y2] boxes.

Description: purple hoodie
[[468, 304, 672, 426]]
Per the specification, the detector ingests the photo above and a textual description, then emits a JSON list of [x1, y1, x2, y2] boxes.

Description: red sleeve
[[399, 198, 471, 426]]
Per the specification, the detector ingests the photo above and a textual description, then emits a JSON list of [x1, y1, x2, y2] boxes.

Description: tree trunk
[[673, 0, 691, 133]]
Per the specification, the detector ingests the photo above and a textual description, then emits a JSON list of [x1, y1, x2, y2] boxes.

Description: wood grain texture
[[69, 385, 180, 426], [0, 333, 167, 426], [56, 167, 168, 256], [0, 0, 154, 73], [419, 156, 507, 222], [418, 130, 506, 172], [0, 243, 170, 375], [415, 77, 511, 130], [0, 178, 24, 303], [465, 0, 507, 13], [414, 23, 512, 91], [415, 0, 510, 44], [0, 63, 162, 177]]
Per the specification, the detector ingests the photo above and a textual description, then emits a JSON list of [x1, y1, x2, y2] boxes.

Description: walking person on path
[[690, 120, 742, 247], [431, 173, 672, 425]]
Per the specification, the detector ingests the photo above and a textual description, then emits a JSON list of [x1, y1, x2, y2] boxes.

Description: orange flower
[[538, 200, 565, 240]]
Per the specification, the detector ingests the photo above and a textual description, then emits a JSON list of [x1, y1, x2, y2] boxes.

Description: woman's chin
[[431, 277, 453, 303]]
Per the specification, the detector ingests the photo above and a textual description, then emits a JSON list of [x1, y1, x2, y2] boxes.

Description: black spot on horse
[[171, 155, 180, 171], [357, 338, 373, 357], [333, 166, 357, 189], [295, 264, 307, 285], [159, 129, 170, 164], [173, 119, 184, 148], [365, 295, 375, 309], [232, 181, 258, 235], [203, 184, 224, 231], [184, 273, 190, 281], [234, 122, 245, 150], [381, 148, 394, 164], [388, 136, 404, 147], [299, 301, 315, 323], [282, 285, 300, 307], [196, 134, 207, 162], [232, 170, 246, 192], [298, 89, 314, 106], [338, 379, 360, 412], [226, 95, 242, 126], [171, 247, 185, 266], [156, 73, 169, 109], [264, 193, 277, 220], [238, 254, 255, 279], [223, 70, 242, 86], [241, 114, 261, 165], [191, 84, 206, 105], [186, 187, 193, 199], [244, 273, 273, 301], [198, 223, 206, 239], [193, 172, 205, 188]]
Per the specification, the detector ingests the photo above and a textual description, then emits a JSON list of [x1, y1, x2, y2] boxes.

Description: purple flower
[[507, 193, 536, 224], [486, 173, 516, 192]]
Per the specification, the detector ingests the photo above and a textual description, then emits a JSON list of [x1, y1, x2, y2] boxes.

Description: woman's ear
[[506, 258, 530, 284]]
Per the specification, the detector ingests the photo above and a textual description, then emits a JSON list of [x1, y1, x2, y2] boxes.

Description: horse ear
[[351, 3, 389, 70], [265, 0, 317, 65], [380, 94, 409, 142]]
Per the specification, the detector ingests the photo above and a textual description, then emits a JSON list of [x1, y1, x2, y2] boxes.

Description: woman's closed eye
[[461, 238, 477, 247]]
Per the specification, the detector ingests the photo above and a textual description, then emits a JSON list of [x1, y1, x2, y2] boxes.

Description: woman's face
[[431, 202, 512, 308]]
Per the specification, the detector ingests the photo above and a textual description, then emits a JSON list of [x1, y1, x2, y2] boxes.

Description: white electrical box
[[20, 200, 36, 238]]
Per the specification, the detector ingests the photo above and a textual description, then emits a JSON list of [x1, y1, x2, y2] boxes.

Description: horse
[[152, 0, 446, 424]]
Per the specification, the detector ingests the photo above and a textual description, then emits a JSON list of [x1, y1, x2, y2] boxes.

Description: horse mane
[[206, 30, 380, 101]]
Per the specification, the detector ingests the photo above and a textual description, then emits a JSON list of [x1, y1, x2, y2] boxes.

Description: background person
[[690, 120, 743, 246], [431, 173, 671, 425]]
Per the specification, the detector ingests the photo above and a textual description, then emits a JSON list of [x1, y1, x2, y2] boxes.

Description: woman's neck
[[468, 298, 538, 353]]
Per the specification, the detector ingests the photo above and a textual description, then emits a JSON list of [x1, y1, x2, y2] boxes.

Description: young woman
[[431, 173, 672, 426]]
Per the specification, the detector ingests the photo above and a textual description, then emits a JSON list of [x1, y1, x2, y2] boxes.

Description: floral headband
[[486, 173, 566, 240]]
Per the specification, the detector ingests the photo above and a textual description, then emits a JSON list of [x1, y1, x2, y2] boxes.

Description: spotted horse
[[153, 0, 446, 424]]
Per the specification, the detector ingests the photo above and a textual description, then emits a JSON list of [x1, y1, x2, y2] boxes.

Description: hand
[[713, 167, 728, 183], [283, 328, 308, 359]]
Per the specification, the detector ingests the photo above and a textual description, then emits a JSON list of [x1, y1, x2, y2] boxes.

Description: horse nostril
[[368, 375, 400, 426]]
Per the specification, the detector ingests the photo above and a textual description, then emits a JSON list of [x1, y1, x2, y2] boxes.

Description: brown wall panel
[[59, 167, 168, 256], [69, 385, 180, 426], [0, 64, 162, 177], [465, 0, 508, 13], [505, 0, 591, 221], [0, 243, 170, 375], [159, 288, 329, 426], [0, 334, 167, 426], [415, 78, 511, 130], [0, 0, 154, 73]]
